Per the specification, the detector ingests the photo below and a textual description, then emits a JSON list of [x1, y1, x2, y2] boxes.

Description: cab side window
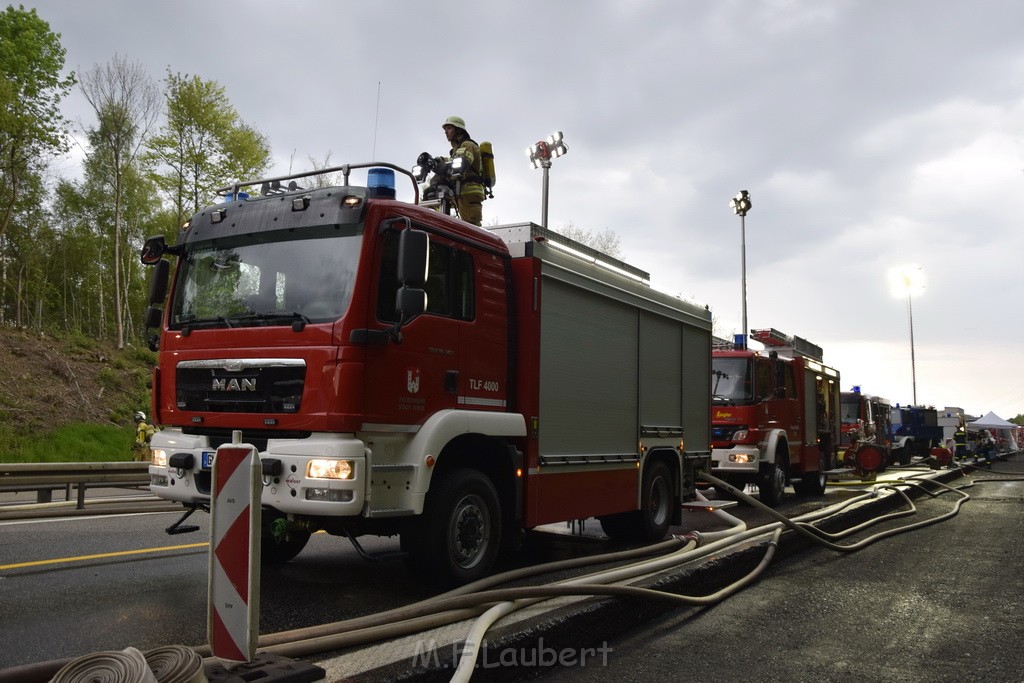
[[783, 365, 797, 399], [753, 359, 772, 402], [377, 230, 475, 323]]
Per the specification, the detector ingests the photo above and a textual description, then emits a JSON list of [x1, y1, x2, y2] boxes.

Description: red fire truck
[[139, 163, 713, 586], [709, 328, 840, 505]]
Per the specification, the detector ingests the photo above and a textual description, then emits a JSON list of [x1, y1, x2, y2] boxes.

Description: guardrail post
[[77, 483, 87, 509]]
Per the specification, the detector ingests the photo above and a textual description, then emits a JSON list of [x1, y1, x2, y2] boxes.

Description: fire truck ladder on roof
[[750, 328, 824, 361]]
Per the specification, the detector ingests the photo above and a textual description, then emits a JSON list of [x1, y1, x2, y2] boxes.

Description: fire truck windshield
[[841, 397, 861, 423], [711, 357, 753, 404], [170, 228, 363, 329]]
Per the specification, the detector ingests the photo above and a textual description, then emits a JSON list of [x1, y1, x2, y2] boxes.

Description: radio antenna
[[371, 82, 381, 160]]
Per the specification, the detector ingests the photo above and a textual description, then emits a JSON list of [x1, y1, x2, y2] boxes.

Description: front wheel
[[758, 456, 787, 507], [260, 513, 310, 565], [405, 468, 502, 588]]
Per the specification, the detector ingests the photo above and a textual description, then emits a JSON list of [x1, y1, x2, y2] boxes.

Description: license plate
[[201, 451, 216, 470]]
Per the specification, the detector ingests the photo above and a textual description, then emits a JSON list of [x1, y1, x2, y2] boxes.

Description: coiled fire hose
[[47, 645, 204, 683]]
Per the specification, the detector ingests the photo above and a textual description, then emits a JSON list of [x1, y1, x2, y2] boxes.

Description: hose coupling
[[677, 530, 703, 546]]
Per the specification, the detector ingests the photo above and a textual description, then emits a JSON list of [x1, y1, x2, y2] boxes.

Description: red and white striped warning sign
[[207, 442, 262, 662]]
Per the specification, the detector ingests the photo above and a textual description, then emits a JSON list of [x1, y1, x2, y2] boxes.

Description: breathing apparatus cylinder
[[480, 141, 496, 198]]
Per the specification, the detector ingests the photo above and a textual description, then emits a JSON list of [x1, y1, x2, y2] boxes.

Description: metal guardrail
[[0, 462, 150, 508]]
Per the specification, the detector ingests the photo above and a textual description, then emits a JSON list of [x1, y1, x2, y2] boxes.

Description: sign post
[[208, 432, 262, 662]]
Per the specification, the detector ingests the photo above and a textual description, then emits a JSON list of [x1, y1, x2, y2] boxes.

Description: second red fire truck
[[709, 328, 840, 505]]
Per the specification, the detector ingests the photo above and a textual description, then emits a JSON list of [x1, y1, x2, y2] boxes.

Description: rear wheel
[[794, 451, 827, 496], [405, 468, 502, 588], [600, 460, 674, 542]]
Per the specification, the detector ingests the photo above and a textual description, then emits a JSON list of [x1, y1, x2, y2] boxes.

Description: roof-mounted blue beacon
[[367, 167, 396, 200]]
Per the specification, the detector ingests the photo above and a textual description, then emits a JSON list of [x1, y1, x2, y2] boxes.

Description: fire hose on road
[[1, 467, 981, 683]]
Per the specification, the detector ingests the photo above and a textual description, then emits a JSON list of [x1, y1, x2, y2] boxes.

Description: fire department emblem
[[406, 367, 421, 394]]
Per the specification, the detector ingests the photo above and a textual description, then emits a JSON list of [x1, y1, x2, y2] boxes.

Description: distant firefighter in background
[[133, 411, 155, 462]]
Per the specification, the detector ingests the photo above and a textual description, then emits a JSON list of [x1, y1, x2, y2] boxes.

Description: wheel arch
[[764, 429, 791, 478], [404, 409, 525, 514], [432, 433, 522, 532]]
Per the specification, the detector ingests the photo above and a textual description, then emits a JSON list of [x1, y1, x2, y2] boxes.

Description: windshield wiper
[[226, 311, 312, 328], [181, 315, 233, 329]]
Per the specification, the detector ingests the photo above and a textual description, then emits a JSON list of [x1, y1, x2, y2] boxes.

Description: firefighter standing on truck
[[438, 116, 485, 226], [133, 411, 155, 462]]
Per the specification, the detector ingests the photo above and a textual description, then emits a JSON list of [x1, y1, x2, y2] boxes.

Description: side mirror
[[397, 229, 428, 288], [396, 286, 426, 323], [148, 259, 170, 305], [141, 235, 167, 265], [144, 306, 163, 329]]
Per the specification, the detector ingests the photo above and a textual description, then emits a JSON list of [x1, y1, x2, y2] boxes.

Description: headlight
[[307, 459, 355, 480], [151, 449, 167, 467], [732, 429, 749, 442]]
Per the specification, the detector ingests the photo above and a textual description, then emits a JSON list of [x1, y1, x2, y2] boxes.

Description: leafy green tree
[[79, 55, 161, 348], [55, 139, 161, 343], [0, 5, 75, 241], [144, 72, 271, 227], [0, 5, 75, 325], [51, 177, 107, 335]]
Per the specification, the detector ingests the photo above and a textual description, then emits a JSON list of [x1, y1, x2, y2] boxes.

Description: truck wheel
[[599, 460, 673, 542], [406, 468, 501, 587], [794, 452, 827, 496], [260, 514, 310, 565], [758, 456, 786, 507], [637, 460, 673, 540], [896, 445, 912, 465]]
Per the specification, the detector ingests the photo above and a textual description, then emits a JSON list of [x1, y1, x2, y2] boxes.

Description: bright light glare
[[307, 459, 354, 480], [151, 449, 167, 467], [888, 264, 927, 298]]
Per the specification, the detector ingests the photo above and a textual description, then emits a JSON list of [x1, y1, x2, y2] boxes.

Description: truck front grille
[[712, 424, 746, 442], [175, 358, 306, 414]]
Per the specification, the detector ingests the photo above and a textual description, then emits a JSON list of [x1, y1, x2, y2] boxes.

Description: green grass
[[0, 423, 135, 462]]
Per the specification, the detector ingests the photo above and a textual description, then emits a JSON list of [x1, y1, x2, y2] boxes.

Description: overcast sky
[[27, 0, 1024, 419]]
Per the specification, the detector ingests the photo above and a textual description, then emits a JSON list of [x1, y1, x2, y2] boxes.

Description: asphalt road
[[2, 457, 1020, 683], [0, 474, 879, 673], [525, 455, 1024, 683]]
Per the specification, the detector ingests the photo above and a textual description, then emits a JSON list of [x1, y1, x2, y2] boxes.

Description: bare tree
[[304, 150, 346, 188], [79, 55, 160, 348]]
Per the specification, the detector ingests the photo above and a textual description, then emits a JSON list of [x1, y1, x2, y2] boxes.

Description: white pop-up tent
[[969, 411, 1019, 452], [968, 411, 1017, 430]]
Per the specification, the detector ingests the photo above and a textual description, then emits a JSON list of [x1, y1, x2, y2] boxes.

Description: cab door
[[362, 226, 476, 428]]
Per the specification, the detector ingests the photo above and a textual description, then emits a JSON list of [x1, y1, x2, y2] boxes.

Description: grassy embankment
[[0, 329, 155, 463]]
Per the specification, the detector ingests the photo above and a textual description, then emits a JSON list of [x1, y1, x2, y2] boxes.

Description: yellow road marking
[[0, 542, 209, 570]]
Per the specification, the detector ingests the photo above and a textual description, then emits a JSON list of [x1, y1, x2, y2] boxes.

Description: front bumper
[[148, 430, 367, 516]]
